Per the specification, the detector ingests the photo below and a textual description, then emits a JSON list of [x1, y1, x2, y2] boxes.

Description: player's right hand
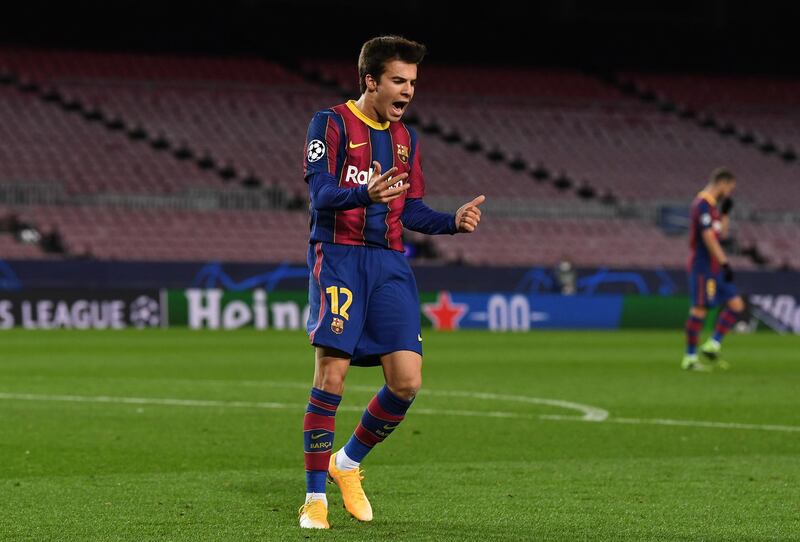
[[722, 262, 734, 283], [367, 161, 409, 203]]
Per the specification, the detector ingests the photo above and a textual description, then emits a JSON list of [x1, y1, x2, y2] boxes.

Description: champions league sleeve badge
[[307, 139, 326, 163]]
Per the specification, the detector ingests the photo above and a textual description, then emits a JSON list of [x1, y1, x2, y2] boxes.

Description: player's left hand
[[720, 198, 734, 215], [722, 262, 734, 283], [455, 195, 485, 233]]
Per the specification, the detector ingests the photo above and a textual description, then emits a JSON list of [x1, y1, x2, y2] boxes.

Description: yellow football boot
[[328, 452, 373, 521], [298, 499, 329, 529]]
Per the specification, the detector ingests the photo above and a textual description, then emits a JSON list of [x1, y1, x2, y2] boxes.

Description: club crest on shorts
[[331, 317, 345, 335], [396, 144, 409, 164]]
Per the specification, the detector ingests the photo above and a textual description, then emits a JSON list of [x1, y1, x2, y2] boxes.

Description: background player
[[682, 167, 745, 371], [298, 35, 485, 529]]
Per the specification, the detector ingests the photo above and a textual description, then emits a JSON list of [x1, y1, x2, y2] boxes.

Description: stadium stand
[[623, 73, 800, 152], [0, 49, 796, 268], [737, 221, 800, 270], [0, 86, 225, 195], [0, 233, 50, 260], [12, 205, 309, 263], [434, 216, 756, 269], [306, 60, 800, 211]]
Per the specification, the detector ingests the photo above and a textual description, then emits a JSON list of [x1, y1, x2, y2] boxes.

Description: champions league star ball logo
[[307, 140, 326, 163], [130, 296, 161, 328]]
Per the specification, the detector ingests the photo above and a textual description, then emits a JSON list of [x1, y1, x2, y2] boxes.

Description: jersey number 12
[[325, 286, 353, 320]]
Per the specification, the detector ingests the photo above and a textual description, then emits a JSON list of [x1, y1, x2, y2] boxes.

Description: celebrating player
[[682, 167, 745, 371], [298, 35, 485, 529]]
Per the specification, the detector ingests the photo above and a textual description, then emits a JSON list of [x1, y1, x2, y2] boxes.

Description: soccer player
[[682, 167, 745, 371], [298, 36, 485, 529]]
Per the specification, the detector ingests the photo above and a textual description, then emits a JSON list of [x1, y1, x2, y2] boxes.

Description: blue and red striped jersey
[[303, 100, 424, 252], [688, 191, 722, 272]]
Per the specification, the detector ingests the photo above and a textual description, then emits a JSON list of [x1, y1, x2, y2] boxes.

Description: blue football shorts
[[688, 268, 738, 309], [306, 242, 422, 366]]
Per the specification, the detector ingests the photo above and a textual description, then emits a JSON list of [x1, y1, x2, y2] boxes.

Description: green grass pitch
[[1, 329, 798, 541]]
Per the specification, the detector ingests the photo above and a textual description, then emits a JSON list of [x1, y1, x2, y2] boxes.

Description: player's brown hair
[[358, 35, 427, 93], [710, 167, 736, 183]]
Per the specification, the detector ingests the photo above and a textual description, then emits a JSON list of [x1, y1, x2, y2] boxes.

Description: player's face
[[375, 60, 417, 122], [720, 179, 737, 198]]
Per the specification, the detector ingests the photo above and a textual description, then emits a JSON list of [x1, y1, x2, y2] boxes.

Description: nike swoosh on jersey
[[382, 424, 398, 431], [349, 141, 368, 149], [310, 432, 329, 440], [418, 334, 423, 342]]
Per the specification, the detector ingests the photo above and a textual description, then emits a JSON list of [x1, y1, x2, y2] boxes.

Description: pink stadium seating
[[0, 50, 796, 268], [5, 204, 762, 269], [308, 60, 800, 211], [0, 86, 225, 194], [0, 233, 50, 259], [303, 60, 626, 100], [432, 216, 756, 269], [12, 205, 309, 263], [736, 221, 800, 270], [626, 73, 800, 150], [0, 50, 567, 200], [0, 49, 306, 85]]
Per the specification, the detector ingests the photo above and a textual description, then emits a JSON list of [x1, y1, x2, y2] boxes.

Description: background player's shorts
[[306, 242, 422, 367], [688, 268, 738, 308]]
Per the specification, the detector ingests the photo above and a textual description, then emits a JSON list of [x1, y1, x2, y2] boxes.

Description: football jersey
[[303, 100, 424, 252], [688, 191, 722, 272]]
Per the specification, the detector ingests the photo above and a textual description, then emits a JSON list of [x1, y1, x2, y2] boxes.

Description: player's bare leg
[[299, 348, 350, 529], [313, 347, 350, 395], [380, 350, 423, 401], [329, 350, 421, 521]]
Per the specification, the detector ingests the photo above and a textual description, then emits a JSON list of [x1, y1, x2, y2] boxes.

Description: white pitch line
[[609, 416, 800, 433], [1, 392, 799, 433], [171, 379, 609, 422], [539, 414, 800, 433], [0, 392, 543, 421], [416, 389, 608, 422]]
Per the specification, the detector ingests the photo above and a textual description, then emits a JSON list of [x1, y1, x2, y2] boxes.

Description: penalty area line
[[0, 392, 545, 421], [0, 392, 799, 433], [170, 379, 610, 422]]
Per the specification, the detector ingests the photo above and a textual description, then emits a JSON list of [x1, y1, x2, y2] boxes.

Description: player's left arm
[[401, 196, 485, 234], [401, 132, 485, 235], [402, 198, 457, 234]]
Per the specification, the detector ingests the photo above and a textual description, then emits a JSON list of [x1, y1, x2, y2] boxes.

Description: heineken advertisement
[[1, 288, 795, 333], [168, 289, 310, 330], [169, 289, 690, 331]]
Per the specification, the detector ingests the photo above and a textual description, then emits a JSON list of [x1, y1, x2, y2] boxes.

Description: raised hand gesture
[[367, 161, 410, 203], [455, 195, 485, 233]]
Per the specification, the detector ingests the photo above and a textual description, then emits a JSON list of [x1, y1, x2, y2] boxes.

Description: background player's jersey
[[688, 191, 722, 272], [303, 100, 425, 252]]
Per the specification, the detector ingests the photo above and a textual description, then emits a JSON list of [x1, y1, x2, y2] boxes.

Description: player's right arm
[[309, 166, 408, 210], [701, 228, 728, 266], [308, 172, 371, 210], [304, 110, 366, 211], [697, 199, 734, 280]]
